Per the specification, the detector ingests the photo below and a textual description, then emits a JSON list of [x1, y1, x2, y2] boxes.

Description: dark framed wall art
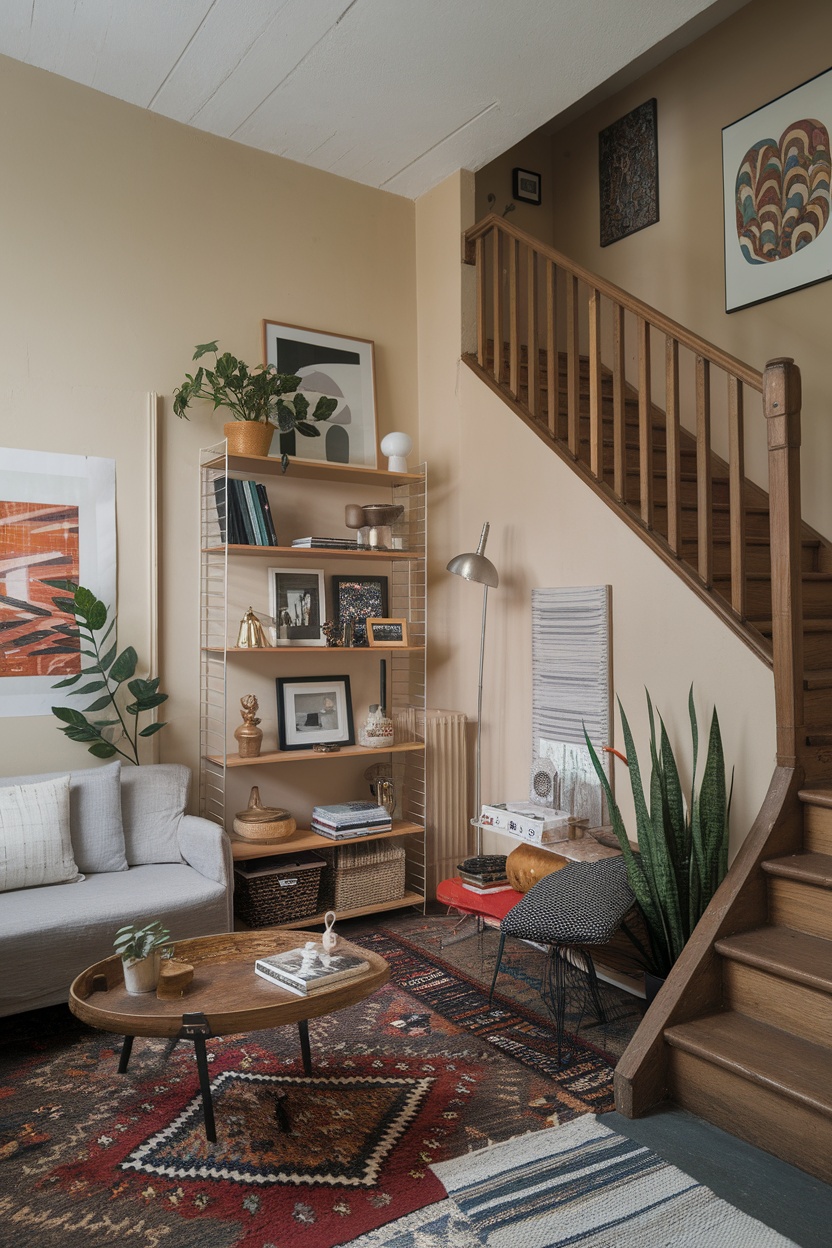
[[331, 575, 388, 647], [599, 98, 659, 247], [723, 67, 832, 312]]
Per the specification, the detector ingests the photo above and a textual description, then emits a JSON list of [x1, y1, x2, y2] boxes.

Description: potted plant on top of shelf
[[173, 341, 338, 466]]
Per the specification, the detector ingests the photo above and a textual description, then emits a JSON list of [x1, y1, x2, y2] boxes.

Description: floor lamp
[[447, 522, 499, 856]]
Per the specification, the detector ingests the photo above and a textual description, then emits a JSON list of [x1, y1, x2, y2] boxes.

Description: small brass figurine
[[236, 607, 267, 649], [234, 694, 263, 758]]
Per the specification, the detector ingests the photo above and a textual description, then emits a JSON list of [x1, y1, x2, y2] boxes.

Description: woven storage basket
[[234, 851, 326, 927], [320, 841, 406, 913]]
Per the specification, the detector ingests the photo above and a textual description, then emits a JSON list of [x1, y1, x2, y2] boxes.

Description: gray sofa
[[0, 761, 232, 1016]]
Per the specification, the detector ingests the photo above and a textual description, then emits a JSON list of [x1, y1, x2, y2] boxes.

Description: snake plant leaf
[[698, 708, 728, 896]]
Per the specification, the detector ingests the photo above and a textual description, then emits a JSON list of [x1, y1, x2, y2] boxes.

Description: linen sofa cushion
[[121, 764, 189, 865], [2, 761, 127, 874], [0, 775, 81, 892]]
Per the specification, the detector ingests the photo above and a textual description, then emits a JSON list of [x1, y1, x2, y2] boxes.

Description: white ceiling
[[0, 0, 744, 199]]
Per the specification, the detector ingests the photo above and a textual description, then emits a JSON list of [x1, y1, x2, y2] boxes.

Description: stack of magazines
[[291, 536, 360, 550], [254, 941, 370, 996], [311, 800, 393, 840], [457, 854, 513, 895]]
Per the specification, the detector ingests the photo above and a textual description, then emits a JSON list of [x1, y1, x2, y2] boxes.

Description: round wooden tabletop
[[69, 929, 390, 1039]]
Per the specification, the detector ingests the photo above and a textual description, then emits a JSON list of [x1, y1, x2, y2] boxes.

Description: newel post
[[763, 357, 804, 767]]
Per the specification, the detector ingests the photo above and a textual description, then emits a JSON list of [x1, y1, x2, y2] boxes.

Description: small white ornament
[[380, 432, 413, 473], [322, 910, 338, 953]]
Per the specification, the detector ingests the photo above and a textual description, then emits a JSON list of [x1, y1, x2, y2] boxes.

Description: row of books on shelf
[[311, 800, 392, 840], [214, 476, 278, 547]]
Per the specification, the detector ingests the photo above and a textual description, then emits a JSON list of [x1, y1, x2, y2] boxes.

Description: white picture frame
[[276, 675, 355, 750]]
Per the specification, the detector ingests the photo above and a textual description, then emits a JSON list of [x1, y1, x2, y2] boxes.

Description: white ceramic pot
[[122, 951, 161, 994]]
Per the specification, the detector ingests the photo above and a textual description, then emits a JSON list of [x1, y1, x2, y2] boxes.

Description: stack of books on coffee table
[[457, 854, 513, 895], [311, 800, 393, 840]]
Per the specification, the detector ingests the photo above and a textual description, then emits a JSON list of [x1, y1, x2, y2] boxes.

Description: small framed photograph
[[276, 675, 355, 750], [366, 618, 409, 648], [262, 320, 378, 468], [332, 575, 389, 647], [268, 567, 325, 646], [512, 167, 542, 205]]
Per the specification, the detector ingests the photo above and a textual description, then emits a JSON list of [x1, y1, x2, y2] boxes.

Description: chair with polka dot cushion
[[489, 856, 637, 1063]]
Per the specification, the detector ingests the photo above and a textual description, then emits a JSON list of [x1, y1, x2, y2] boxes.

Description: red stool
[[436, 876, 522, 926]]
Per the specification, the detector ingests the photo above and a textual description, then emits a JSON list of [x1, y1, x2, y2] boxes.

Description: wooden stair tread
[[715, 925, 832, 992], [762, 852, 832, 886], [665, 1011, 832, 1117], [807, 731, 832, 747], [799, 788, 832, 808]]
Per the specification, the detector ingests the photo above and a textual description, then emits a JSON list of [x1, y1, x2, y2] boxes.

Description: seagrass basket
[[234, 851, 326, 927], [320, 841, 406, 913]]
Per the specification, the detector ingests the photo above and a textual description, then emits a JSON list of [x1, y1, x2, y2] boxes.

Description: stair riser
[[722, 961, 832, 1050], [800, 632, 832, 670], [768, 877, 832, 939], [652, 506, 770, 542], [680, 542, 817, 576], [803, 803, 832, 854], [803, 687, 832, 724], [667, 1048, 832, 1184], [717, 580, 832, 622]]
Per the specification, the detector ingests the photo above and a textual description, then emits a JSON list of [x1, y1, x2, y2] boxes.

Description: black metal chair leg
[[488, 932, 507, 1005], [118, 1034, 134, 1074], [298, 1018, 312, 1075], [584, 950, 607, 1024], [552, 947, 567, 1065]]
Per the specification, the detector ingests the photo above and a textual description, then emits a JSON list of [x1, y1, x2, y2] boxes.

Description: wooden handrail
[[464, 214, 764, 392]]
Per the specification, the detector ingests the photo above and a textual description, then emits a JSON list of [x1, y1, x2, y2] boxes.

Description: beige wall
[[417, 169, 775, 859], [0, 56, 417, 784], [545, 0, 832, 537], [475, 129, 555, 244]]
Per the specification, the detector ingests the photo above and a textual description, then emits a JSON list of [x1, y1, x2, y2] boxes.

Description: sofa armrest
[[178, 815, 233, 889]]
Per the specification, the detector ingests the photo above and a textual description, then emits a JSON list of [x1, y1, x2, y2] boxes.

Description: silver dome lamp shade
[[447, 522, 499, 853]]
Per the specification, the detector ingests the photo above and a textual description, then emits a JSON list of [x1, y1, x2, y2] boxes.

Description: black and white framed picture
[[331, 575, 389, 647], [276, 675, 355, 750], [262, 320, 378, 468], [512, 167, 542, 205], [268, 566, 325, 646]]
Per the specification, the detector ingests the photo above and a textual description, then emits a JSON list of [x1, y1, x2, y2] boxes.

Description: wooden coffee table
[[69, 930, 389, 1142]]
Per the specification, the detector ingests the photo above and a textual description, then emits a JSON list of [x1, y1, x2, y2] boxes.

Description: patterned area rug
[[0, 919, 634, 1248], [342, 1115, 798, 1247]]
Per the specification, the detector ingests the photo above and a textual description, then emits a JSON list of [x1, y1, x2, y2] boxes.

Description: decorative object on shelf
[[332, 575, 389, 647], [599, 98, 658, 247], [447, 522, 499, 855], [322, 619, 343, 647], [344, 502, 404, 550], [232, 786, 297, 842], [723, 68, 832, 312], [358, 704, 395, 748], [50, 582, 168, 764], [263, 320, 378, 469], [505, 843, 568, 892], [113, 920, 172, 995], [268, 566, 325, 646], [276, 674, 355, 751], [321, 910, 338, 953], [585, 686, 733, 978], [156, 959, 195, 1000], [174, 340, 337, 468], [529, 756, 558, 808], [364, 761, 394, 802], [235, 607, 267, 649], [379, 432, 413, 473], [512, 167, 542, 205], [367, 617, 409, 647], [233, 695, 263, 758], [313, 742, 341, 753]]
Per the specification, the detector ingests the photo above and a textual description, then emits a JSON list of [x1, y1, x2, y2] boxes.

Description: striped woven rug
[[343, 1114, 796, 1247]]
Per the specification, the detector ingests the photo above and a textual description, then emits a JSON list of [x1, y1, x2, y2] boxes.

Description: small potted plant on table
[[114, 921, 173, 994]]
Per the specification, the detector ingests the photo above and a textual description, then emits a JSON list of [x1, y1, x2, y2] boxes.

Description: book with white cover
[[254, 940, 370, 996]]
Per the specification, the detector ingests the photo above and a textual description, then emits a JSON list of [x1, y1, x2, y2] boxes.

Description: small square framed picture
[[512, 167, 541, 205], [268, 567, 325, 646], [276, 675, 355, 750], [366, 618, 409, 648]]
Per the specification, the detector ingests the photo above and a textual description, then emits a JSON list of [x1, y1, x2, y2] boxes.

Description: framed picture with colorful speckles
[[331, 576, 388, 648], [723, 68, 832, 312], [599, 98, 659, 247]]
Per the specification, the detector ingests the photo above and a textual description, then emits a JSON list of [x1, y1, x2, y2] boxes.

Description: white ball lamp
[[380, 432, 413, 473]]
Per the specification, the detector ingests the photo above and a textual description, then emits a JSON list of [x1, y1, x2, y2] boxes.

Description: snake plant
[[585, 687, 733, 977]]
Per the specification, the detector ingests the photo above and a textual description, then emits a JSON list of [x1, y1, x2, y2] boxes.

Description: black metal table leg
[[178, 1012, 216, 1143], [118, 1034, 134, 1074], [297, 1018, 312, 1076]]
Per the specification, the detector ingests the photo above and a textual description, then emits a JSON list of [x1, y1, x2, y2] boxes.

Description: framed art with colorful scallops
[[723, 67, 832, 312]]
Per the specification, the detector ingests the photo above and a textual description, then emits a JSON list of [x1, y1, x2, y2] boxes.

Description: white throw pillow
[[0, 775, 82, 892]]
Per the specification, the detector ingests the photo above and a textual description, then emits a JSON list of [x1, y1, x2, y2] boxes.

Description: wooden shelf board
[[205, 644, 424, 654], [245, 891, 426, 930], [231, 821, 424, 860], [207, 741, 425, 768], [204, 544, 419, 561], [203, 454, 424, 487]]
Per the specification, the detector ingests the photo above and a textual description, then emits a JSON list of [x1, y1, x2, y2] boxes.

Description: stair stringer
[[613, 764, 804, 1117]]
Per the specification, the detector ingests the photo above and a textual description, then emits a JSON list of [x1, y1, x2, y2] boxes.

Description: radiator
[[424, 709, 469, 899]]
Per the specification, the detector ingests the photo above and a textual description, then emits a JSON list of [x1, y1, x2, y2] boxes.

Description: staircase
[[462, 213, 832, 1182]]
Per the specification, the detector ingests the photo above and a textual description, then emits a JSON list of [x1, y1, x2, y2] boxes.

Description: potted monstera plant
[[174, 341, 337, 465]]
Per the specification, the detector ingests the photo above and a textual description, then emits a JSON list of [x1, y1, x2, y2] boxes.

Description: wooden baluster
[[476, 234, 486, 370], [696, 356, 713, 585], [546, 261, 557, 438], [612, 305, 625, 500], [527, 246, 539, 419], [764, 357, 804, 767], [638, 318, 653, 528], [728, 375, 746, 618], [665, 337, 681, 554], [492, 229, 503, 384], [566, 275, 579, 457], [508, 238, 519, 398], [588, 290, 602, 479]]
